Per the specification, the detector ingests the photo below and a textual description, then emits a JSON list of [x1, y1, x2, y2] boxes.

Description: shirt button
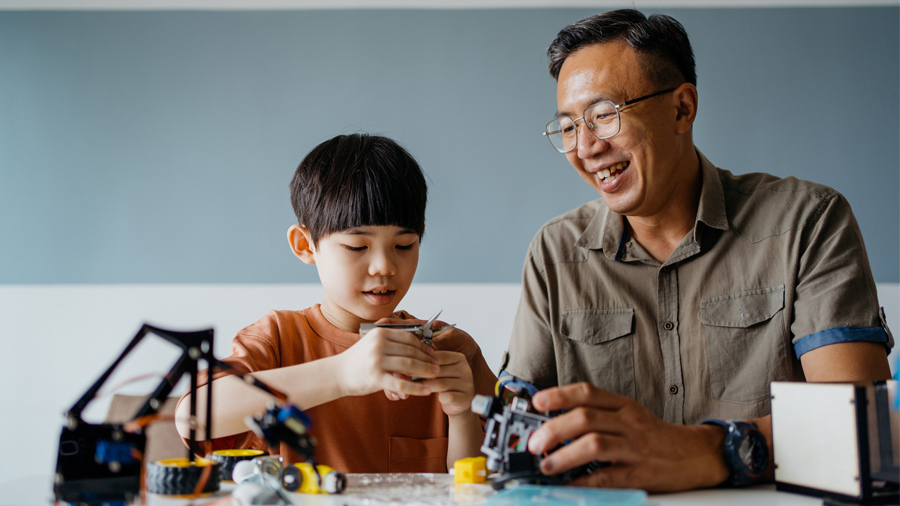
[[669, 385, 679, 395], [662, 266, 671, 273], [664, 321, 674, 331]]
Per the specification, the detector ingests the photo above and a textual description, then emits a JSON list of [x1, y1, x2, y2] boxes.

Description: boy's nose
[[369, 251, 397, 276]]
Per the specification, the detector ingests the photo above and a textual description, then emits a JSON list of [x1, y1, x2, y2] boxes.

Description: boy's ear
[[287, 225, 316, 265]]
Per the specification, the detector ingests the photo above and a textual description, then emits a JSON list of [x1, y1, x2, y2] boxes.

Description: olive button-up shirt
[[505, 150, 893, 424]]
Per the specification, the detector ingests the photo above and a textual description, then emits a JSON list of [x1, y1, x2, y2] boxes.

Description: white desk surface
[[1, 473, 823, 506]]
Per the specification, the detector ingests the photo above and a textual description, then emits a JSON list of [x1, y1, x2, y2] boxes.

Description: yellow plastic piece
[[154, 457, 217, 467], [293, 462, 343, 494], [453, 456, 487, 484], [212, 449, 266, 458]]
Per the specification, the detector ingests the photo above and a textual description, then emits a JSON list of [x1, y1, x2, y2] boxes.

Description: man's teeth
[[600, 162, 628, 182]]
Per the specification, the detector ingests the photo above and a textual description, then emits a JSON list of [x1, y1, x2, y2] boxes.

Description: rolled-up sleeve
[[790, 192, 893, 357]]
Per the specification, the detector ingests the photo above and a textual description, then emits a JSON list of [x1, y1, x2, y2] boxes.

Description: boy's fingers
[[375, 334, 435, 362], [376, 328, 435, 357], [384, 375, 431, 396], [381, 356, 440, 378], [374, 317, 425, 325], [419, 378, 464, 393], [431, 350, 464, 365]]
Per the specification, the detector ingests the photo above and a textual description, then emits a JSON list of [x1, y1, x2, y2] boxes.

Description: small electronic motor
[[290, 462, 346, 494]]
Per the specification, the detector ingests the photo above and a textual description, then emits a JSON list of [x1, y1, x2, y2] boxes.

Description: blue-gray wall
[[2, 7, 898, 284]]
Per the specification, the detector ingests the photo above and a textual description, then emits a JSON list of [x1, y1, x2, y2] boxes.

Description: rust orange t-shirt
[[191, 304, 497, 473]]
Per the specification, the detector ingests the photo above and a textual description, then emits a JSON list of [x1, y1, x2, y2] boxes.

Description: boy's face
[[305, 225, 420, 331]]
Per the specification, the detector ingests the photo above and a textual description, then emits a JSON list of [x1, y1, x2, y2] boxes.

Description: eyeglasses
[[543, 88, 676, 153]]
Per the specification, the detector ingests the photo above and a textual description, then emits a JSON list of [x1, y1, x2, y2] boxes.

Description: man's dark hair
[[547, 9, 696, 88], [290, 133, 427, 247]]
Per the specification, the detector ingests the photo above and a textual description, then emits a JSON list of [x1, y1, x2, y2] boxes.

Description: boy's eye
[[396, 243, 415, 251], [343, 245, 367, 252]]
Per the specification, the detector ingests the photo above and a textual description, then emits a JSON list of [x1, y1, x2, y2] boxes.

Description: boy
[[175, 133, 496, 473]]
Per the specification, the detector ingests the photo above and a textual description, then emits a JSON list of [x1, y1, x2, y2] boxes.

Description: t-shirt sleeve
[[790, 192, 894, 357], [504, 236, 559, 388]]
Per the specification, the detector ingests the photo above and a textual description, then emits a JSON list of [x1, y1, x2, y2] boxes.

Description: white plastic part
[[232, 460, 256, 484], [231, 482, 264, 506]]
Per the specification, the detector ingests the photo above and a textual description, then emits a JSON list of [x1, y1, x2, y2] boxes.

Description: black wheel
[[323, 471, 347, 494], [146, 458, 221, 495], [282, 464, 302, 492]]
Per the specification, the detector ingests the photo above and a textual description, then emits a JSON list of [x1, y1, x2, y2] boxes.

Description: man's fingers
[[527, 407, 628, 454], [531, 382, 629, 412], [566, 464, 636, 489], [537, 432, 629, 476]]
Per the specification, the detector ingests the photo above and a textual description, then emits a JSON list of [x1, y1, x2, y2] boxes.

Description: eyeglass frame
[[543, 87, 677, 154]]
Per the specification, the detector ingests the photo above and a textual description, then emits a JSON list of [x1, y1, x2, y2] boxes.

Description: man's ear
[[287, 224, 316, 265], [672, 83, 698, 135]]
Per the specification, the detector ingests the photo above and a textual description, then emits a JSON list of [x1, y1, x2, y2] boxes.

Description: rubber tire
[[208, 450, 267, 482], [147, 460, 221, 495]]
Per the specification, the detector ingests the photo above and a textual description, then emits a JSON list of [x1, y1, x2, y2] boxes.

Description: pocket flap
[[561, 309, 634, 344], [700, 285, 785, 328]]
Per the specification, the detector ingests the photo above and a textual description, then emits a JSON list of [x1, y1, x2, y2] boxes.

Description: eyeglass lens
[[546, 101, 619, 153]]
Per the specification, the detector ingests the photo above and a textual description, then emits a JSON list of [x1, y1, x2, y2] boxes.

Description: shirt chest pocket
[[558, 309, 635, 398], [701, 285, 787, 405]]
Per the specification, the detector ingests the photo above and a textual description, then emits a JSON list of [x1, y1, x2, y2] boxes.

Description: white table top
[[1, 473, 823, 506]]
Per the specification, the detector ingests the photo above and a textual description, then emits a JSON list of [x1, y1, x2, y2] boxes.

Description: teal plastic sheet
[[487, 485, 647, 506]]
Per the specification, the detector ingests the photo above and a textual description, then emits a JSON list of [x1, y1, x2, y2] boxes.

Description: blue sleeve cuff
[[793, 326, 889, 358]]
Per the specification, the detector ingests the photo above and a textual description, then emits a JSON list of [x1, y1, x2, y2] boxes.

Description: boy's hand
[[420, 350, 475, 417], [338, 327, 439, 398]]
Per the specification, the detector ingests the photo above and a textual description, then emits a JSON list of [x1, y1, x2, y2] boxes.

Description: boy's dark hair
[[290, 133, 427, 247], [547, 9, 696, 89]]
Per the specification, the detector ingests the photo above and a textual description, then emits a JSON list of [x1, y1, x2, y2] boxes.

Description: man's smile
[[596, 161, 629, 184]]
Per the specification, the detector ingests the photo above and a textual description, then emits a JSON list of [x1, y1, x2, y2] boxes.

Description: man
[[503, 9, 893, 492]]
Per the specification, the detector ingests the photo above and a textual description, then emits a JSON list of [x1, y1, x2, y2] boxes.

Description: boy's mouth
[[364, 289, 396, 305]]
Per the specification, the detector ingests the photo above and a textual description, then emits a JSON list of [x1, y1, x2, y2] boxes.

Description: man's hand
[[337, 326, 438, 398], [421, 350, 475, 417], [526, 383, 729, 492]]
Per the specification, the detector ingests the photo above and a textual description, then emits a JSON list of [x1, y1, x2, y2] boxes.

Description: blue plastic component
[[94, 440, 136, 465], [487, 485, 647, 506], [277, 404, 312, 429]]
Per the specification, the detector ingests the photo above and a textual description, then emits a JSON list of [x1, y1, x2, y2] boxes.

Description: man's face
[[556, 40, 687, 218], [312, 225, 420, 330]]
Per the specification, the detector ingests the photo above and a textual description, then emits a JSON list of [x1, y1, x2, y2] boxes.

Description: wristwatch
[[700, 419, 768, 486]]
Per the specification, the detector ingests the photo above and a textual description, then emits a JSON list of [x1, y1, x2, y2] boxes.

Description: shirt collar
[[695, 149, 729, 232], [575, 148, 730, 259]]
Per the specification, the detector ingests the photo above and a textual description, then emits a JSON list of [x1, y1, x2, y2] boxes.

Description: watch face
[[738, 438, 753, 465], [737, 429, 767, 476]]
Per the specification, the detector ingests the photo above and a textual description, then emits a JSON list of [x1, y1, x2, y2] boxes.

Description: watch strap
[[701, 419, 768, 487]]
